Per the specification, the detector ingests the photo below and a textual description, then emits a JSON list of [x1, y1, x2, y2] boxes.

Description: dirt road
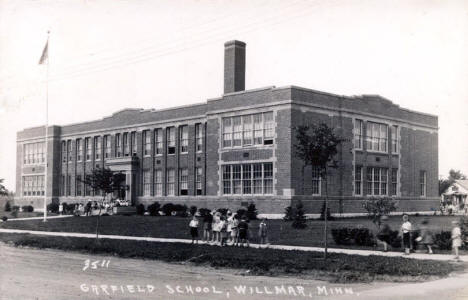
[[1, 243, 467, 300]]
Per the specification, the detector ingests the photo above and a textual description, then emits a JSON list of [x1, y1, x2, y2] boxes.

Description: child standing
[[419, 219, 434, 254], [238, 217, 250, 247], [231, 214, 239, 246], [202, 211, 213, 243], [401, 214, 412, 255], [258, 218, 268, 246], [451, 220, 462, 261], [219, 216, 228, 246], [189, 215, 199, 244]]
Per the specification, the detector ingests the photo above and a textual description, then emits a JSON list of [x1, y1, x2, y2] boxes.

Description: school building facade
[[16, 40, 439, 215]]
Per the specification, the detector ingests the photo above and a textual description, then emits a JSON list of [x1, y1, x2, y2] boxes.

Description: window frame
[[222, 162, 274, 196]]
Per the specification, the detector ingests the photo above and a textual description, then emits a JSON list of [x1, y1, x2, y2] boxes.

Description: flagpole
[[43, 31, 50, 222]]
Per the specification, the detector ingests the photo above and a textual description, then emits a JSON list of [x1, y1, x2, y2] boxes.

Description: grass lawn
[[0, 232, 462, 283], [0, 211, 56, 219], [1, 214, 463, 252]]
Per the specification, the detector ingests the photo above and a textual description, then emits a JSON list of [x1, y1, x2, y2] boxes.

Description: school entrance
[[105, 156, 139, 206]]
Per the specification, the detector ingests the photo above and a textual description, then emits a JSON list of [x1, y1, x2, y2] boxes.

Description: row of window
[[60, 124, 204, 163], [222, 163, 274, 195], [143, 167, 203, 196], [222, 112, 274, 148], [23, 142, 45, 165], [22, 175, 45, 196], [354, 120, 398, 153]]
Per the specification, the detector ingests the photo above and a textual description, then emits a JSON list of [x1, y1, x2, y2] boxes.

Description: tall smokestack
[[224, 40, 246, 94]]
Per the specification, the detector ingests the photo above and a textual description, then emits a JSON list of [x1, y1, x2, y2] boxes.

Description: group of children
[[377, 214, 464, 260], [189, 209, 269, 247]]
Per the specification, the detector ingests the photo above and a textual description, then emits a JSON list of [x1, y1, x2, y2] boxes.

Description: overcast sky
[[1, 0, 467, 191]]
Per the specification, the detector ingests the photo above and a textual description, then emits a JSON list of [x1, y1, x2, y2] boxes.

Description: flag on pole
[[38, 40, 48, 65]]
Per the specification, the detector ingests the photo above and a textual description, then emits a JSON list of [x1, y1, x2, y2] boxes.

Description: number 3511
[[83, 259, 111, 271]]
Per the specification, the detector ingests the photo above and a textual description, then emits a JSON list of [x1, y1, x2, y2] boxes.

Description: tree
[[439, 169, 467, 195], [362, 197, 397, 229], [294, 123, 344, 259], [80, 167, 127, 239], [292, 201, 307, 229], [0, 179, 9, 196]]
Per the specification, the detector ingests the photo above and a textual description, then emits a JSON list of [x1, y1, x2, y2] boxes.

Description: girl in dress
[[451, 220, 462, 260]]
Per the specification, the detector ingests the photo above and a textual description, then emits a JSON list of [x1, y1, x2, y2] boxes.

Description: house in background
[[15, 40, 439, 215], [442, 180, 468, 214]]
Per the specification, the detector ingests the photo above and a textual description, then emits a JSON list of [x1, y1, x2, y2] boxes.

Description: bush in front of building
[[198, 208, 211, 217], [21, 205, 34, 213], [292, 201, 307, 229], [246, 203, 258, 220], [136, 204, 145, 215], [189, 206, 197, 216], [160, 203, 188, 217], [147, 202, 161, 216], [331, 227, 375, 247], [283, 206, 294, 221], [434, 231, 452, 250], [4, 201, 11, 212], [47, 203, 59, 214], [1, 216, 7, 222]]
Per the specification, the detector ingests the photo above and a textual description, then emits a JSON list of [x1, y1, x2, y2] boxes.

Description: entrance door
[[113, 173, 127, 200]]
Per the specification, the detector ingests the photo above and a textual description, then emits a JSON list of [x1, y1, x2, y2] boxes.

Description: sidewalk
[[0, 228, 466, 262], [3, 215, 73, 221]]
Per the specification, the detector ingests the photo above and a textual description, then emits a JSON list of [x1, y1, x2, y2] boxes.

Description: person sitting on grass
[[401, 214, 412, 255], [451, 220, 462, 261], [238, 217, 249, 247], [258, 218, 269, 246], [376, 216, 391, 252], [189, 215, 199, 244]]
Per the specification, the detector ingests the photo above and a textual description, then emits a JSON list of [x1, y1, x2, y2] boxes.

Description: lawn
[[0, 214, 462, 251], [0, 232, 461, 283]]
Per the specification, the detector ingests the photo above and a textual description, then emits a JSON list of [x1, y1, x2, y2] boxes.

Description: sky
[[0, 0, 467, 192]]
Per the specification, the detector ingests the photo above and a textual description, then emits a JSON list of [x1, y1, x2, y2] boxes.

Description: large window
[[76, 139, 83, 162], [420, 170, 427, 197], [143, 130, 151, 156], [66, 175, 71, 196], [166, 169, 175, 195], [180, 126, 188, 153], [22, 175, 45, 196], [222, 163, 274, 195], [61, 141, 67, 163], [76, 175, 82, 196], [85, 137, 92, 161], [366, 167, 388, 196], [366, 122, 388, 152], [167, 127, 176, 155], [131, 132, 137, 155], [195, 124, 203, 152], [390, 168, 398, 196], [155, 129, 163, 155], [67, 140, 72, 162], [195, 167, 202, 195], [123, 132, 130, 156], [104, 135, 111, 159], [354, 119, 363, 150], [143, 170, 151, 196], [391, 125, 398, 153], [154, 169, 163, 196], [354, 166, 363, 196], [23, 142, 45, 165], [179, 168, 188, 195], [311, 166, 321, 195], [115, 133, 122, 158], [94, 136, 101, 160], [222, 112, 274, 148]]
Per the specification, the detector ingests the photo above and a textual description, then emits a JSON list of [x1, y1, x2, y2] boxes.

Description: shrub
[[173, 204, 188, 217], [388, 230, 402, 248], [319, 201, 334, 220], [136, 204, 145, 215], [161, 203, 174, 216], [12, 205, 20, 211], [246, 203, 258, 220], [283, 206, 294, 221], [147, 202, 161, 216], [199, 208, 211, 217], [4, 201, 11, 212], [1, 216, 7, 221], [21, 205, 34, 213], [292, 201, 307, 229], [189, 206, 197, 216], [361, 197, 397, 228], [47, 203, 59, 213], [331, 227, 374, 246], [434, 231, 452, 250]]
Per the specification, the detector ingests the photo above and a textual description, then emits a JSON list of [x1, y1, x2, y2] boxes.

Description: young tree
[[294, 123, 344, 259], [0, 179, 9, 196], [362, 197, 397, 229], [292, 200, 307, 229], [81, 167, 127, 239]]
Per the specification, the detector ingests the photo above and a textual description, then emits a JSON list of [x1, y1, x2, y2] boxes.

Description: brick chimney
[[224, 40, 246, 94]]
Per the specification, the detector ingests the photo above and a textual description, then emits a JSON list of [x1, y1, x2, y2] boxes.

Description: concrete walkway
[[3, 215, 73, 221], [1, 228, 466, 262]]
